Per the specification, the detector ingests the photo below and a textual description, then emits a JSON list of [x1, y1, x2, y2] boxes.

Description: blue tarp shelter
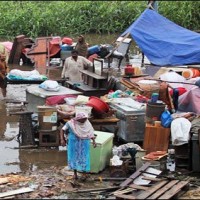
[[121, 9, 200, 66]]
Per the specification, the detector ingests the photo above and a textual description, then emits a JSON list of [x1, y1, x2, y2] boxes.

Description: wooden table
[[65, 80, 107, 97]]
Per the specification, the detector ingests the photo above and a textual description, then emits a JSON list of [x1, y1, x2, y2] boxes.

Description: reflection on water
[[18, 149, 66, 172], [0, 140, 20, 175], [0, 85, 67, 175]]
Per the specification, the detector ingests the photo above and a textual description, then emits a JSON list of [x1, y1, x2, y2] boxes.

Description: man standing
[[61, 50, 93, 82]]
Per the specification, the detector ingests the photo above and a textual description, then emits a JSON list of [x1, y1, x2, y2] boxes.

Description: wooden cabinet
[[143, 123, 170, 154]]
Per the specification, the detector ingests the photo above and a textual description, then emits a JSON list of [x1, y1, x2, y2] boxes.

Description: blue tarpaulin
[[121, 9, 200, 66]]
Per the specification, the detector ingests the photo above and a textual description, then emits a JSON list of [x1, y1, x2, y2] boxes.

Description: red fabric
[[88, 54, 98, 62], [169, 87, 187, 96], [46, 94, 77, 106]]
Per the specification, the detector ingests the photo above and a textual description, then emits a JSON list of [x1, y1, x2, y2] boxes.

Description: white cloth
[[171, 117, 191, 146], [62, 112, 94, 139], [159, 71, 186, 88], [61, 56, 93, 81]]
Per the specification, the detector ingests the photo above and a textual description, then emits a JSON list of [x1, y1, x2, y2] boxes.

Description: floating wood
[[0, 187, 34, 198]]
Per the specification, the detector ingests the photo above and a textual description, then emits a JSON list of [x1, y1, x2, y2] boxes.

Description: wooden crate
[[143, 123, 170, 154], [39, 130, 59, 147]]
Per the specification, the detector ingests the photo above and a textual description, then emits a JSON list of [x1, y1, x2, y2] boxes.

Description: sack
[[161, 110, 173, 128], [39, 80, 60, 91]]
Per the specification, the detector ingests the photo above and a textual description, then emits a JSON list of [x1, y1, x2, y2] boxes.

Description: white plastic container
[[75, 105, 93, 118]]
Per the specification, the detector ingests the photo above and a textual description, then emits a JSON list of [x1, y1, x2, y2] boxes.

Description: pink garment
[[0, 41, 13, 51], [68, 113, 95, 139], [178, 86, 200, 114]]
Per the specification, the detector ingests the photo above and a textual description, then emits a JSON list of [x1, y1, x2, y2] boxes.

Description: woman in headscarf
[[60, 112, 96, 180], [74, 35, 88, 57]]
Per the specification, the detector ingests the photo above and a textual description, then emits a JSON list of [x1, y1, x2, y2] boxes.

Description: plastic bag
[[39, 80, 60, 91], [161, 110, 173, 128]]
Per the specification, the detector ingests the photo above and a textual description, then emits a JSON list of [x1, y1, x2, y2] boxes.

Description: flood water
[[0, 33, 126, 175]]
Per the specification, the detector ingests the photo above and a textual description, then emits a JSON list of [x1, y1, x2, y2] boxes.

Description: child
[[0, 54, 9, 97]]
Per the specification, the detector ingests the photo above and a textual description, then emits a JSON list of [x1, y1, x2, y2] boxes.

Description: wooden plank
[[158, 181, 189, 199], [120, 162, 151, 187], [136, 180, 168, 199], [114, 187, 135, 195], [80, 70, 107, 79], [0, 187, 34, 198], [147, 180, 179, 199], [114, 193, 136, 200], [0, 178, 8, 185], [141, 176, 164, 182], [26, 37, 52, 75], [129, 184, 149, 191], [8, 35, 25, 64]]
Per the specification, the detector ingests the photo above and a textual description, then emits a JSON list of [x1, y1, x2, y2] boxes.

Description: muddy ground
[[0, 82, 200, 199]]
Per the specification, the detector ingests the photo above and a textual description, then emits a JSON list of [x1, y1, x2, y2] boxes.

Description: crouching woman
[[60, 112, 96, 180]]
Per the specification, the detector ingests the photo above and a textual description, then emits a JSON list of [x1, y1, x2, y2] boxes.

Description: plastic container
[[182, 68, 200, 79], [61, 44, 73, 51], [87, 96, 109, 114], [125, 65, 134, 76], [62, 37, 73, 45], [75, 105, 93, 117], [90, 131, 114, 173], [151, 93, 159, 103], [88, 45, 100, 55], [146, 101, 166, 122]]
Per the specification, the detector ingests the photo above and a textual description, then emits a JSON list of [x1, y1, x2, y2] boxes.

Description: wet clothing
[[61, 56, 92, 82]]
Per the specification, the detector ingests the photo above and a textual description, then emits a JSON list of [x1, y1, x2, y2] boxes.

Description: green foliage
[[0, 1, 200, 39]]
